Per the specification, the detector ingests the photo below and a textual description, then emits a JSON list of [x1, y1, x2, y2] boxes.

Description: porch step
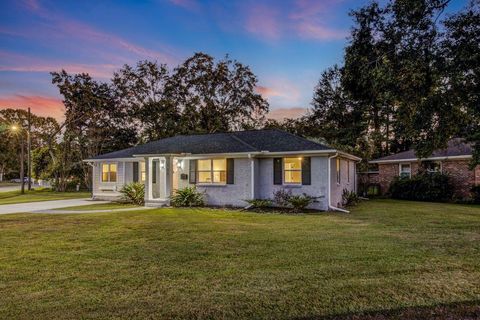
[[145, 199, 170, 208]]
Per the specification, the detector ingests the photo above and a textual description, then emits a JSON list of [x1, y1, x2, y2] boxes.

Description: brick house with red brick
[[362, 139, 480, 198]]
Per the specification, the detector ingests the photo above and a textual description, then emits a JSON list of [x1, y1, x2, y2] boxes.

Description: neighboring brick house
[[364, 139, 480, 198]]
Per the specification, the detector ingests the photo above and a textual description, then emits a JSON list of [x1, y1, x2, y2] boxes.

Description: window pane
[[213, 171, 226, 183], [198, 159, 211, 171], [102, 172, 109, 182], [213, 159, 226, 171], [109, 163, 117, 173], [109, 171, 117, 182], [284, 158, 301, 170], [198, 171, 212, 183], [285, 171, 301, 183], [400, 164, 411, 172]]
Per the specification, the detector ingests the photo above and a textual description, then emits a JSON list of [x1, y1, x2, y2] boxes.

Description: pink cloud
[[0, 95, 65, 120], [296, 22, 347, 40], [256, 79, 301, 104], [244, 4, 281, 40], [268, 107, 306, 120], [0, 50, 117, 78]]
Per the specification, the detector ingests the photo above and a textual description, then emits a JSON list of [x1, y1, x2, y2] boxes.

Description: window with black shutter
[[301, 157, 311, 185], [273, 158, 283, 185], [189, 159, 197, 184], [133, 162, 139, 182], [226, 158, 234, 184]]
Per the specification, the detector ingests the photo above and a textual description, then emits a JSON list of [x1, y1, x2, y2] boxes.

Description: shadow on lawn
[[293, 300, 480, 320]]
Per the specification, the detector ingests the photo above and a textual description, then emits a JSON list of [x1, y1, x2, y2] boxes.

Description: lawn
[[0, 199, 479, 319], [0, 188, 90, 205]]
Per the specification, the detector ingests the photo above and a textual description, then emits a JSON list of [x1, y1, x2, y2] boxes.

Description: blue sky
[[0, 0, 468, 120]]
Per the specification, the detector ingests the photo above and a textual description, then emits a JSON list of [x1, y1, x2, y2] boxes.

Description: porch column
[[164, 156, 174, 199]]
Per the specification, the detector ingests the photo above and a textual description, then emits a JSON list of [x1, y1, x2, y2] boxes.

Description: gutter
[[327, 153, 350, 213]]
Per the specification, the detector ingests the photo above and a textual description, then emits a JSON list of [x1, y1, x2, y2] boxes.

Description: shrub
[[342, 189, 359, 207], [170, 186, 204, 207], [286, 193, 317, 212], [471, 185, 480, 204], [245, 199, 273, 208], [273, 189, 292, 207], [389, 172, 454, 202], [120, 182, 145, 205]]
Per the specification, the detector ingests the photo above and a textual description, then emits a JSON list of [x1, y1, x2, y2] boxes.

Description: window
[[423, 161, 441, 173], [336, 158, 341, 184], [284, 157, 302, 184], [101, 163, 117, 182], [197, 159, 226, 184], [399, 163, 411, 178], [140, 162, 146, 182]]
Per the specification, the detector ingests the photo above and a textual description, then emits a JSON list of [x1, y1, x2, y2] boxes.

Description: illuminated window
[[399, 163, 411, 178], [336, 158, 341, 184], [198, 159, 226, 184], [140, 162, 146, 182], [284, 157, 302, 184], [102, 163, 117, 182]]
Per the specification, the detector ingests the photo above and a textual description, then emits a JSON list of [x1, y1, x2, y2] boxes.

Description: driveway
[[0, 199, 110, 215]]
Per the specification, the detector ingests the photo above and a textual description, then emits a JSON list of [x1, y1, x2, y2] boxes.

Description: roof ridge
[[230, 132, 259, 151]]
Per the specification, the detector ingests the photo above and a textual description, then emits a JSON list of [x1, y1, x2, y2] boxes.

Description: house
[[366, 138, 480, 197], [85, 129, 360, 210]]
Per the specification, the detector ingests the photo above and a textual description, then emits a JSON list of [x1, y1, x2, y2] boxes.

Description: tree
[[170, 53, 269, 134], [441, 0, 480, 165], [51, 71, 137, 190]]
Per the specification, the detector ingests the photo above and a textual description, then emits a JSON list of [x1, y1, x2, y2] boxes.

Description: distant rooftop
[[370, 138, 472, 163]]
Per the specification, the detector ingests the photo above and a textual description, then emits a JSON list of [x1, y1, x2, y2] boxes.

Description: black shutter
[[302, 157, 311, 185], [226, 158, 234, 184], [189, 159, 197, 184], [133, 162, 139, 182], [152, 162, 157, 184], [273, 158, 283, 185]]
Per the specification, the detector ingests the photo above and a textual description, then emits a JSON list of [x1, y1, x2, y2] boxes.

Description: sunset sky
[[0, 0, 466, 121]]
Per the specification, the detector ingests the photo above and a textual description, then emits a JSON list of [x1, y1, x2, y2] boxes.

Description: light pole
[[11, 110, 32, 194]]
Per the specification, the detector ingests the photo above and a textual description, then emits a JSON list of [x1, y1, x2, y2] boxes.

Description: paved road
[[0, 199, 110, 215]]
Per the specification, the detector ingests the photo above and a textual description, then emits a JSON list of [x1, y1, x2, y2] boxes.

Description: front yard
[[0, 188, 90, 205], [0, 200, 479, 319]]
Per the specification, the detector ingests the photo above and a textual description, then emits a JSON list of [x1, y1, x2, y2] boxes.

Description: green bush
[[170, 186, 204, 207], [342, 189, 359, 207], [389, 172, 454, 202], [471, 185, 480, 204], [286, 194, 317, 212], [245, 199, 273, 208], [273, 189, 293, 207], [120, 182, 145, 205]]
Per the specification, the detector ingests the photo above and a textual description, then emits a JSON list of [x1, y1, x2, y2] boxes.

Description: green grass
[[56, 202, 140, 211], [0, 188, 90, 205], [0, 199, 479, 319]]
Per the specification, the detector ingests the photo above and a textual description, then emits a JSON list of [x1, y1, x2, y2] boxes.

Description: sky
[[0, 0, 468, 121]]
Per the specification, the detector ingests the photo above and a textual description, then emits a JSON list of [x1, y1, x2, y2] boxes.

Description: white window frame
[[283, 157, 302, 185], [197, 158, 227, 185], [139, 161, 146, 183], [101, 162, 117, 183], [399, 163, 411, 178], [424, 161, 442, 173]]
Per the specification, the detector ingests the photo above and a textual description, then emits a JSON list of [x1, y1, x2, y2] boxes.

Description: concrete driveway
[[0, 199, 109, 215], [0, 185, 21, 193]]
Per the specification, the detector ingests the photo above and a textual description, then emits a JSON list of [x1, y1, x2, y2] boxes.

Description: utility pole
[[27, 107, 32, 190], [20, 135, 25, 194]]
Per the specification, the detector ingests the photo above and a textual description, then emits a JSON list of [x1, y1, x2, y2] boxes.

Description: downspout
[[328, 153, 350, 213]]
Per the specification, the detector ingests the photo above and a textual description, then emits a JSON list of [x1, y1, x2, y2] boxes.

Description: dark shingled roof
[[89, 129, 333, 160], [371, 138, 472, 163]]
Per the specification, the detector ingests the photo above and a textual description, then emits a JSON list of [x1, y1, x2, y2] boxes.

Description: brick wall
[[442, 160, 476, 198], [475, 165, 480, 186], [377, 163, 399, 195]]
